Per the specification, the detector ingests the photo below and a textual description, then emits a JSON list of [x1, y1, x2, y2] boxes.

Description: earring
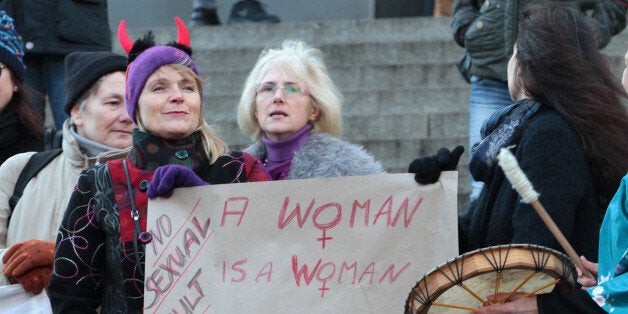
[[13, 86, 17, 91]]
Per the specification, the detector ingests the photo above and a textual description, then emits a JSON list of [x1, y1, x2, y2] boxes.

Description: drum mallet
[[497, 147, 594, 280]]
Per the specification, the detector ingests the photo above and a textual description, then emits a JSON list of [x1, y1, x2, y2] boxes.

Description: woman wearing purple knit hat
[[0, 10, 42, 166], [48, 17, 268, 313]]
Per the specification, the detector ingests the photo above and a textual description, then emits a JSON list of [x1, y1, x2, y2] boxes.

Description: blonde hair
[[237, 40, 342, 140], [136, 63, 228, 163]]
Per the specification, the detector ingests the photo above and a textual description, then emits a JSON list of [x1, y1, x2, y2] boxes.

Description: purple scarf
[[261, 125, 312, 180]]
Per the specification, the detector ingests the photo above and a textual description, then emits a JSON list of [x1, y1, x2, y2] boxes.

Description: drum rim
[[405, 243, 577, 314]]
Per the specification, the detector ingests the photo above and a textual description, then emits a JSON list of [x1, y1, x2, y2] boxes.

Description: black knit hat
[[63, 51, 128, 114], [0, 11, 25, 82]]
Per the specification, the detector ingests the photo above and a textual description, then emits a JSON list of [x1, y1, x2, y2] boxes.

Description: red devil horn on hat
[[117, 17, 192, 61], [174, 17, 190, 48], [118, 20, 134, 54]]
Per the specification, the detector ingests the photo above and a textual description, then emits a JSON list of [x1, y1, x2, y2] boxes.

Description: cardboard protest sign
[[144, 172, 458, 313]]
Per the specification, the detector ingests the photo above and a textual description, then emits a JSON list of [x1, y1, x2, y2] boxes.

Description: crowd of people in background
[[0, 1, 626, 313]]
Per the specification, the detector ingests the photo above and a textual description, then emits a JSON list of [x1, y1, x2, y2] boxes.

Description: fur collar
[[246, 132, 384, 179]]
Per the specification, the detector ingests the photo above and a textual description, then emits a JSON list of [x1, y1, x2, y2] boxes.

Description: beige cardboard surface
[[144, 172, 458, 313]]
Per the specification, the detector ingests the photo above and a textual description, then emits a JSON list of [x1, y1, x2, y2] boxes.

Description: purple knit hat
[[118, 17, 199, 123]]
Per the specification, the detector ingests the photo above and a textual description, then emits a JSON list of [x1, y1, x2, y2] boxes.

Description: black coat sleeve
[[48, 169, 105, 313], [537, 289, 606, 314], [588, 0, 628, 48], [451, 0, 482, 47]]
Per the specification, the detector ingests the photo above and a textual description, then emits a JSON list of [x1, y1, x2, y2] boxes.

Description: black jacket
[[0, 0, 111, 55], [537, 289, 606, 313], [459, 107, 603, 261]]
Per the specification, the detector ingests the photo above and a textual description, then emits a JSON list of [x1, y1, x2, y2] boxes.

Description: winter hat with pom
[[0, 11, 25, 82]]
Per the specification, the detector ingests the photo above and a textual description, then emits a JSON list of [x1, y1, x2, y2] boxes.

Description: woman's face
[[72, 72, 134, 149], [507, 46, 524, 101], [254, 66, 319, 140], [137, 65, 201, 140], [0, 63, 16, 113]]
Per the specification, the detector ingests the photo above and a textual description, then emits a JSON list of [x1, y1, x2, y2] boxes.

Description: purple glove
[[147, 164, 208, 198]]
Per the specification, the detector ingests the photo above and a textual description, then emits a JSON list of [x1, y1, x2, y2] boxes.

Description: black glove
[[408, 145, 465, 184]]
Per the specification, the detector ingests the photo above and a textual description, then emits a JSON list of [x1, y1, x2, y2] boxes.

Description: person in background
[[414, 1, 628, 267], [0, 0, 113, 129], [190, 0, 280, 26], [434, 0, 454, 16], [0, 51, 133, 296], [48, 18, 267, 312], [237, 40, 385, 180], [0, 11, 42, 166], [451, 0, 628, 200]]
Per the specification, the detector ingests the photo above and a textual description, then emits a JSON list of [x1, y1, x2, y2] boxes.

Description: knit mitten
[[14, 266, 53, 294], [409, 145, 465, 184], [147, 164, 208, 199], [2, 239, 55, 278]]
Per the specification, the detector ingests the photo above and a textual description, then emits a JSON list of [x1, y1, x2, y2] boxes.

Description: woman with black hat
[[0, 48, 133, 297]]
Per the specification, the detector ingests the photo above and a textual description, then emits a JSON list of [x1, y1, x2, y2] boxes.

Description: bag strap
[[123, 159, 144, 277], [44, 128, 63, 151], [8, 149, 63, 224]]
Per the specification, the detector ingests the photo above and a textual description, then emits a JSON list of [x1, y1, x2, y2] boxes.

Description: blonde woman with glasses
[[237, 40, 384, 180]]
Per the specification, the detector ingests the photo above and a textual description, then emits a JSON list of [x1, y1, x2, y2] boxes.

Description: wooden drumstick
[[497, 148, 594, 280]]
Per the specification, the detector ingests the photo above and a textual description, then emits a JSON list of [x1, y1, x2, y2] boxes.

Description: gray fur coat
[[245, 132, 385, 179]]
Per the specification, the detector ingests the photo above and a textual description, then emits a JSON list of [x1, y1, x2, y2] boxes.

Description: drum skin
[[405, 244, 577, 313]]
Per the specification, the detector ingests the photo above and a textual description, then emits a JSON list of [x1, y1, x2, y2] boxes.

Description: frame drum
[[405, 244, 576, 313]]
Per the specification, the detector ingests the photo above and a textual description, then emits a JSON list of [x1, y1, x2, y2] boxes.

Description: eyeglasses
[[255, 83, 310, 100]]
